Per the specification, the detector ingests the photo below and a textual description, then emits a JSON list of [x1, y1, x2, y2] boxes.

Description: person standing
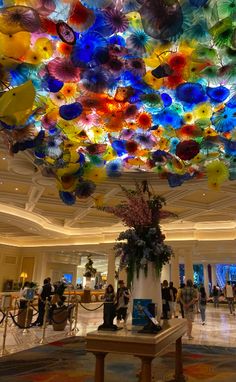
[[199, 286, 207, 325], [179, 279, 198, 340], [224, 281, 235, 314], [161, 280, 171, 319], [169, 281, 178, 318], [212, 285, 219, 308], [177, 283, 185, 318], [34, 279, 52, 326], [116, 280, 130, 326]]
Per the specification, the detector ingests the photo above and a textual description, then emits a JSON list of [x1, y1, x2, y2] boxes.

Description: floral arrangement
[[0, 1, 235, 205], [84, 255, 97, 278], [100, 181, 175, 284]]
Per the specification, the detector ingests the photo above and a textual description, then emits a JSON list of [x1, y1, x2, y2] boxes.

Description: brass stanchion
[[9, 298, 18, 328], [39, 299, 49, 345], [67, 304, 75, 336], [72, 299, 79, 334], [1, 309, 9, 356], [23, 300, 30, 334]]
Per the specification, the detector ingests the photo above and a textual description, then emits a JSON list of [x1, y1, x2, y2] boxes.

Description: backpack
[[41, 283, 52, 301]]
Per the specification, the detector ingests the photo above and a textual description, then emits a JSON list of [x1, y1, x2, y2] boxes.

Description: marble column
[[161, 263, 171, 283], [118, 267, 127, 285], [170, 253, 180, 288], [211, 264, 217, 287], [203, 263, 209, 296], [184, 251, 194, 282], [107, 253, 116, 287]]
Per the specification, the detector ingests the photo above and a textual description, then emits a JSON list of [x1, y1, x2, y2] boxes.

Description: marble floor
[[0, 303, 235, 356]]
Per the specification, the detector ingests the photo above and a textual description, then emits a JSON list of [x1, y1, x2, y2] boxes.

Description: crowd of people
[[161, 279, 236, 340], [19, 277, 67, 327]]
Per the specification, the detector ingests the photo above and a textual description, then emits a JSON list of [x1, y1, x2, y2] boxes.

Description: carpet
[[1, 336, 236, 382]]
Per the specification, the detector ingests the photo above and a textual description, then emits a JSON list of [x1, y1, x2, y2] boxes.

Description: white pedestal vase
[[131, 261, 162, 320]]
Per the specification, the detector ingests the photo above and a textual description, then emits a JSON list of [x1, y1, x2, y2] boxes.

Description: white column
[[203, 263, 209, 296], [211, 264, 217, 287], [161, 263, 170, 283], [33, 253, 47, 286], [107, 253, 116, 287], [184, 251, 194, 281], [118, 267, 127, 285], [170, 253, 180, 288]]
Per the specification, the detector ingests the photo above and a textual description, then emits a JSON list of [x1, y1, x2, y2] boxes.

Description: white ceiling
[[1, 137, 236, 264]]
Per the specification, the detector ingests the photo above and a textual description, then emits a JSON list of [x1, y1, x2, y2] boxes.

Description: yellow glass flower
[[158, 137, 169, 150], [127, 157, 145, 166], [206, 160, 229, 184], [171, 157, 186, 174], [24, 50, 43, 65], [193, 103, 212, 119], [85, 166, 107, 183], [0, 31, 30, 59], [203, 127, 218, 137], [126, 12, 142, 29], [191, 153, 204, 164], [89, 126, 105, 141], [93, 194, 104, 208], [102, 148, 117, 161], [34, 37, 54, 59], [153, 126, 164, 137], [184, 112, 194, 124], [143, 71, 163, 90], [207, 180, 221, 191]]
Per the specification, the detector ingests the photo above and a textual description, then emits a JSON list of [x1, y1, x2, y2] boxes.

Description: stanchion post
[[1, 308, 9, 356], [67, 304, 75, 336], [23, 300, 30, 334], [39, 298, 49, 345], [72, 299, 79, 334]]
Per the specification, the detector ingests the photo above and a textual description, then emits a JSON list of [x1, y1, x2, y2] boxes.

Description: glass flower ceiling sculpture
[[0, 0, 236, 205]]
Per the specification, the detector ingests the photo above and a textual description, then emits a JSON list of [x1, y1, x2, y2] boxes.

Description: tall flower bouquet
[[100, 181, 175, 285]]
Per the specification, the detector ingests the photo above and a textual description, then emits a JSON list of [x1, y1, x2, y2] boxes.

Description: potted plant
[[84, 255, 97, 288]]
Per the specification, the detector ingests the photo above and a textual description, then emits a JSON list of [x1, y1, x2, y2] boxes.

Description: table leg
[[138, 356, 154, 382], [93, 352, 107, 382], [175, 337, 185, 382]]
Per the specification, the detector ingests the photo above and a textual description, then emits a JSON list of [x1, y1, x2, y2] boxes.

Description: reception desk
[[86, 318, 187, 382]]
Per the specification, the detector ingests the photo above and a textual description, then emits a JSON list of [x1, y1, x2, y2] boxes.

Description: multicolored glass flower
[[0, 0, 236, 204]]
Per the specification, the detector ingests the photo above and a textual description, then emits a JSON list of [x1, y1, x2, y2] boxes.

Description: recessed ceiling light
[[202, 193, 206, 196], [15, 187, 19, 191], [0, 181, 3, 185], [2, 157, 6, 160]]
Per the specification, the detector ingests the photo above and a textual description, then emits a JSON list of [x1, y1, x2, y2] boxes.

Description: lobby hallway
[[0, 303, 236, 356]]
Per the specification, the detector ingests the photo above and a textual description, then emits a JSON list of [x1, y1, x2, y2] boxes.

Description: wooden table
[[86, 318, 187, 382]]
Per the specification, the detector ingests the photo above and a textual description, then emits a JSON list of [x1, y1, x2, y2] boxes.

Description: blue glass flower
[[59, 191, 76, 205], [189, 0, 208, 7], [167, 173, 193, 187], [176, 82, 206, 104], [106, 160, 122, 177], [161, 93, 173, 107], [226, 95, 236, 109], [206, 86, 230, 103], [59, 102, 83, 120], [211, 107, 236, 133], [155, 109, 183, 129], [46, 76, 64, 93], [111, 140, 127, 156], [71, 32, 107, 67]]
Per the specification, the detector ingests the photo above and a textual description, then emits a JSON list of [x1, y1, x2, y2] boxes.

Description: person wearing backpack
[[33, 279, 52, 327]]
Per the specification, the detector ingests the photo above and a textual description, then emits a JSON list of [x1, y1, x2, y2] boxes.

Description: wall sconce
[[20, 272, 28, 285]]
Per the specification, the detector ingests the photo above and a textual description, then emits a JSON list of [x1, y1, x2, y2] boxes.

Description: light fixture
[[20, 272, 28, 285], [15, 187, 19, 191]]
